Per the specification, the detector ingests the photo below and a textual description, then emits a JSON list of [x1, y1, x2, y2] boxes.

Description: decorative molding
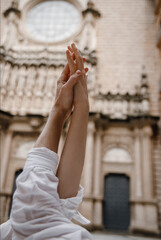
[[82, 1, 101, 18], [0, 45, 98, 116], [0, 46, 97, 66], [3, 1, 21, 18]]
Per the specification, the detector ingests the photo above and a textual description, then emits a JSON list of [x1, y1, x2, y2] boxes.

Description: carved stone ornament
[[29, 118, 44, 128], [80, 1, 100, 51], [2, 1, 22, 49]]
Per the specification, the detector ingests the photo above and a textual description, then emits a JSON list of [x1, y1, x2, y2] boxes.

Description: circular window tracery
[[26, 0, 81, 43]]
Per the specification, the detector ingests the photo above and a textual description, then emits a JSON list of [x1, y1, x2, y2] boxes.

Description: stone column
[[83, 121, 95, 195], [93, 126, 103, 227], [1, 63, 11, 110], [131, 126, 159, 234], [142, 126, 153, 199], [134, 128, 143, 198], [93, 128, 102, 196], [1, 130, 13, 190]]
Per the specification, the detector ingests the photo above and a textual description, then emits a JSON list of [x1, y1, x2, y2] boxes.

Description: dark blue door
[[103, 174, 130, 231]]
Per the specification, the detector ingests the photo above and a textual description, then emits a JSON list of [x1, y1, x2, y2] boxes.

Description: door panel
[[103, 174, 130, 231]]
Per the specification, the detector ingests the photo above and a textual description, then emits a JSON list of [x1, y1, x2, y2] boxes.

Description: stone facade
[[0, 0, 161, 236], [153, 0, 161, 232]]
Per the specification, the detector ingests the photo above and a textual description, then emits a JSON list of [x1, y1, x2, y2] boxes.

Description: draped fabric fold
[[0, 147, 92, 240]]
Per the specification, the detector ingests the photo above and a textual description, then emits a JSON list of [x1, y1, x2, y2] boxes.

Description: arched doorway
[[103, 174, 130, 231]]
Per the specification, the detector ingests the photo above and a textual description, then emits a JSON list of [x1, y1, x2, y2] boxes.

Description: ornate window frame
[[20, 0, 83, 45]]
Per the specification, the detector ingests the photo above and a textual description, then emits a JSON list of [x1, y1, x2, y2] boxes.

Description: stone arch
[[103, 147, 132, 163]]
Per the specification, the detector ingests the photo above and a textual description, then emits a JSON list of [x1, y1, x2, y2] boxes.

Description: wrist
[[74, 100, 89, 113], [50, 105, 67, 122]]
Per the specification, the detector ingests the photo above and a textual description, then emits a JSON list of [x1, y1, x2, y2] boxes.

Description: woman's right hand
[[66, 43, 89, 110], [54, 64, 82, 120]]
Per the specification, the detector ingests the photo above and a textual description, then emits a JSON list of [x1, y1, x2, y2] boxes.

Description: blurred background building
[[0, 0, 161, 236]]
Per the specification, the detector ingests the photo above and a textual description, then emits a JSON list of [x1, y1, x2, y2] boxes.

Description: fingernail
[[76, 70, 81, 75]]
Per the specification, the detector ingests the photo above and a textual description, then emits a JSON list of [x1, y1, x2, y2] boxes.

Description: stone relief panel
[[103, 147, 132, 163], [102, 128, 134, 163]]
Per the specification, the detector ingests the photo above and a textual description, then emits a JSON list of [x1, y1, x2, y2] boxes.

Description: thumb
[[65, 70, 81, 88]]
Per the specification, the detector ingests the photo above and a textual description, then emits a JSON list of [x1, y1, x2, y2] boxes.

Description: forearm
[[56, 103, 89, 198], [34, 107, 65, 153]]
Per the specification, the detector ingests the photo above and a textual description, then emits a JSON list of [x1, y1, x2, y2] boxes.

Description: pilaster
[[93, 125, 103, 227], [131, 126, 159, 234], [1, 130, 13, 190]]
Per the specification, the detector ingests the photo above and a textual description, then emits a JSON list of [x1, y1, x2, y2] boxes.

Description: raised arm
[[34, 64, 81, 152], [56, 44, 89, 198]]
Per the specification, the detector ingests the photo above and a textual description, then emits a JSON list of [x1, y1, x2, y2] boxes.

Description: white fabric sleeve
[[60, 186, 90, 224], [10, 147, 90, 238], [24, 147, 90, 224]]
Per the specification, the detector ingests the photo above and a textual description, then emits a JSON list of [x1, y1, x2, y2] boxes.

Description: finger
[[59, 63, 69, 83], [69, 47, 85, 61], [85, 67, 88, 73], [71, 43, 84, 71], [71, 53, 86, 64], [68, 45, 73, 52], [66, 50, 76, 75], [65, 70, 81, 88], [68, 44, 86, 62], [72, 52, 75, 60]]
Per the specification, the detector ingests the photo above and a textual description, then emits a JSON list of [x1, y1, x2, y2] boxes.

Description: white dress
[[0, 147, 92, 240]]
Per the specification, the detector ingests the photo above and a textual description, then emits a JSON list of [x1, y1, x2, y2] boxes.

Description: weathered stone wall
[[94, 0, 161, 115]]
